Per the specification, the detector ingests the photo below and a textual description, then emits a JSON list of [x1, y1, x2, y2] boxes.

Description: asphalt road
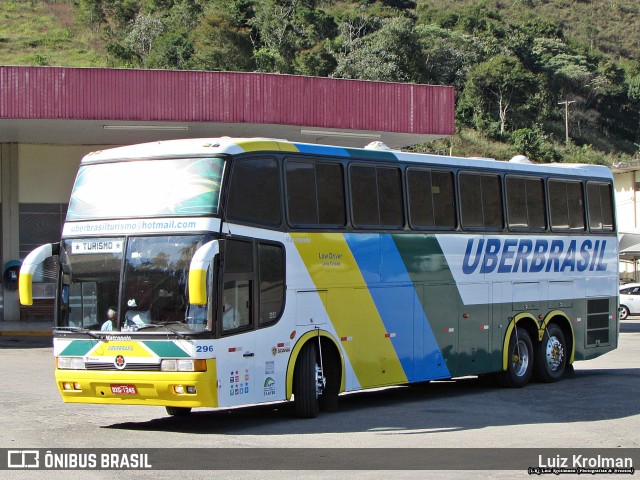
[[1, 322, 639, 480]]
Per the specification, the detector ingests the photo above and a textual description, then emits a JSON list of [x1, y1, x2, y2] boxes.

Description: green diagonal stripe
[[142, 341, 190, 358], [59, 340, 98, 356]]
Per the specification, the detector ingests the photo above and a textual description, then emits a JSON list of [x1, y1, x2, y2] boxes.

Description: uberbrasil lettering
[[462, 238, 609, 275]]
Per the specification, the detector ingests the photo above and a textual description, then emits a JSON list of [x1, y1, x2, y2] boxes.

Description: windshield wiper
[[53, 326, 101, 339], [135, 322, 188, 339]]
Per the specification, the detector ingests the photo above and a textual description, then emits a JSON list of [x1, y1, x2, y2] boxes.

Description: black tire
[[294, 343, 320, 419], [165, 406, 192, 416], [318, 349, 340, 412], [534, 323, 567, 383], [497, 326, 534, 388], [564, 362, 575, 378], [619, 305, 630, 320]]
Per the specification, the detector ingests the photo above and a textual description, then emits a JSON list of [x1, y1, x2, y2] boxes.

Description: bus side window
[[587, 181, 614, 232], [221, 240, 254, 333], [285, 160, 346, 227], [350, 164, 403, 228], [258, 242, 284, 325], [549, 179, 585, 232], [407, 168, 456, 229], [506, 176, 546, 231], [226, 157, 281, 227], [222, 280, 252, 331], [459, 172, 503, 230]]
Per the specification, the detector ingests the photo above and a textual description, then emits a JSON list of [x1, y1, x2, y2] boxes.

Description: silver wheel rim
[[314, 363, 325, 399], [619, 307, 628, 320], [512, 340, 529, 377], [545, 335, 564, 372]]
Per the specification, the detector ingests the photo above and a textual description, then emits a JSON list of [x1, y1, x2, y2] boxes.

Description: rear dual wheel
[[535, 323, 567, 383], [498, 326, 534, 388]]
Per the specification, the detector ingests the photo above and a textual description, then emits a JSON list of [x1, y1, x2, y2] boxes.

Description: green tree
[[126, 12, 165, 66], [415, 24, 483, 88], [333, 16, 425, 82], [74, 0, 106, 33], [250, 0, 336, 73], [188, 0, 255, 71], [146, 31, 193, 69], [192, 9, 255, 71], [461, 55, 538, 134], [510, 125, 546, 162], [294, 41, 337, 77]]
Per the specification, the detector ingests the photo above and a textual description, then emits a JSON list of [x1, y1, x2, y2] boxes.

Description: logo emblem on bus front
[[114, 355, 126, 370]]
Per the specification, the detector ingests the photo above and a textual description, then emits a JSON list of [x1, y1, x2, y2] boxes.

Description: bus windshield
[[66, 157, 224, 221], [59, 235, 214, 333]]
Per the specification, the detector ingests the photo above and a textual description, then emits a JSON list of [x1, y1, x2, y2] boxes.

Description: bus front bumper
[[54, 359, 218, 408]]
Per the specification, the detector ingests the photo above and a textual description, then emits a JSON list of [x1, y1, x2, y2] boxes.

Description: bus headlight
[[57, 357, 85, 370], [161, 359, 207, 372]]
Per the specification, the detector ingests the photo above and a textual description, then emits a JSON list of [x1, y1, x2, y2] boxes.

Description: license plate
[[110, 384, 137, 395]]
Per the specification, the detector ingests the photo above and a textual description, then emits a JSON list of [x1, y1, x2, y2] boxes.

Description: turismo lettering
[[462, 238, 609, 275]]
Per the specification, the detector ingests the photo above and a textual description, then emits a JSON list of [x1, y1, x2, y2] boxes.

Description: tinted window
[[316, 163, 346, 225], [222, 280, 252, 332], [222, 239, 254, 333], [587, 182, 614, 232], [227, 157, 281, 226], [285, 160, 345, 226], [407, 169, 455, 229], [350, 165, 403, 228], [506, 176, 546, 230], [482, 175, 503, 228], [377, 167, 403, 227], [459, 173, 483, 228], [286, 161, 318, 224], [459, 172, 503, 230], [350, 166, 378, 226], [258, 243, 284, 325], [549, 180, 585, 231], [224, 240, 253, 273]]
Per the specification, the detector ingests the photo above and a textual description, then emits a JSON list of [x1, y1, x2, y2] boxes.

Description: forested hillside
[[2, 0, 640, 165]]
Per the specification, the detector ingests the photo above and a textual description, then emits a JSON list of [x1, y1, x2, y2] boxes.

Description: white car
[[619, 283, 640, 320]]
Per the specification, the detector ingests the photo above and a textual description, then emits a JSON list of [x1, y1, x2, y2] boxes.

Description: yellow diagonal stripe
[[291, 232, 407, 387], [234, 140, 299, 152]]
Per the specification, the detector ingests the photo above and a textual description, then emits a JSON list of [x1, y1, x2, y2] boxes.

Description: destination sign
[[71, 240, 123, 255]]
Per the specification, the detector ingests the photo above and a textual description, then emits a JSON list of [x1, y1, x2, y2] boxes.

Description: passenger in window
[[101, 307, 117, 331], [222, 303, 236, 330]]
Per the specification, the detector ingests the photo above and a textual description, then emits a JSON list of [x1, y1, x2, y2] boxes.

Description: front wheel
[[534, 324, 567, 383], [497, 326, 534, 388], [293, 343, 321, 419]]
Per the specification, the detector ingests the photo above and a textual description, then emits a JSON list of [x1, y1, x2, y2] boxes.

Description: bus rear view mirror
[[188, 240, 220, 305], [19, 243, 59, 306]]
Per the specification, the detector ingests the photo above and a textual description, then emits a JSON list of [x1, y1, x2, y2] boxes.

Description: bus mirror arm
[[19, 243, 59, 306], [188, 240, 220, 306]]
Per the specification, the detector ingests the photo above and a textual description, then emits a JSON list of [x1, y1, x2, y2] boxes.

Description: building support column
[[1, 143, 20, 321]]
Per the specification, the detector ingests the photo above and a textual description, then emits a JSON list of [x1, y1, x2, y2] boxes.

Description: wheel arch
[[540, 310, 575, 365], [286, 330, 344, 400], [502, 313, 539, 372]]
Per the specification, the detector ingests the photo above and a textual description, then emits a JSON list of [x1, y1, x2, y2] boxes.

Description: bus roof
[[82, 137, 613, 180]]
